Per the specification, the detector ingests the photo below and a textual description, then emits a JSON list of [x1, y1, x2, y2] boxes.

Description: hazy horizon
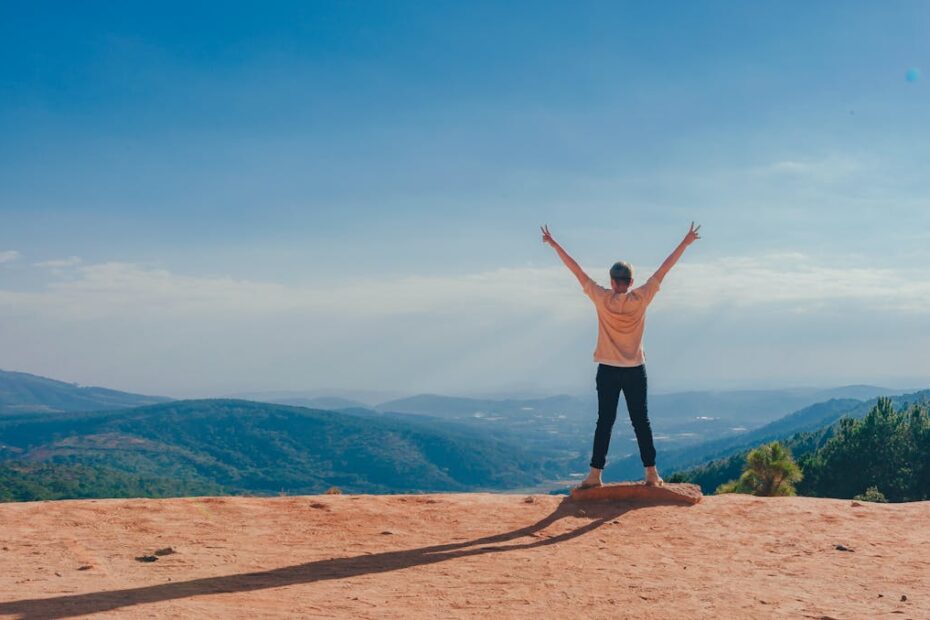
[[2, 365, 923, 406], [3, 3, 930, 397], [219, 381, 924, 409]]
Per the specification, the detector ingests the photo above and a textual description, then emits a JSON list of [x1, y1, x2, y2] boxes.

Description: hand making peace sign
[[684, 221, 702, 246]]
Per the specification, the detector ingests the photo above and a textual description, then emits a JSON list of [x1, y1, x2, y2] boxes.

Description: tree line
[[672, 398, 930, 502]]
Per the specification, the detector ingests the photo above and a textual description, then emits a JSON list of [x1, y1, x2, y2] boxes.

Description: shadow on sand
[[0, 496, 690, 619]]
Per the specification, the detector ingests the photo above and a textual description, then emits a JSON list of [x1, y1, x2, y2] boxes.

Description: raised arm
[[652, 222, 701, 282], [541, 225, 590, 286]]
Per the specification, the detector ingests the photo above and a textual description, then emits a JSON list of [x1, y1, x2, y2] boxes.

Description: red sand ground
[[1, 493, 928, 619]]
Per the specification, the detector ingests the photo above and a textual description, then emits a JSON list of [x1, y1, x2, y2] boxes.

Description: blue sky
[[1, 2, 929, 398]]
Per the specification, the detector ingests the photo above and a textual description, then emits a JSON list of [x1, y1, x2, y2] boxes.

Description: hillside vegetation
[[676, 397, 930, 502], [0, 369, 168, 415], [646, 389, 929, 487], [0, 461, 224, 501], [606, 398, 862, 481], [0, 399, 559, 500]]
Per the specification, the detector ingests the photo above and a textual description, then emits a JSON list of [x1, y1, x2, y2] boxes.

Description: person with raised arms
[[542, 222, 701, 489]]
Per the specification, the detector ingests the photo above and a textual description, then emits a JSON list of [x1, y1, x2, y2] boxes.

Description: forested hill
[[674, 392, 930, 500], [609, 389, 929, 483], [0, 399, 559, 501], [605, 398, 864, 481], [0, 369, 168, 415]]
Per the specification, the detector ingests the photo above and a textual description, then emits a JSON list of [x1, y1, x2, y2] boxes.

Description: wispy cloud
[[2, 262, 579, 321], [752, 155, 864, 183], [0, 250, 21, 264], [3, 252, 929, 321], [35, 256, 82, 268], [3, 253, 929, 395], [662, 253, 930, 314]]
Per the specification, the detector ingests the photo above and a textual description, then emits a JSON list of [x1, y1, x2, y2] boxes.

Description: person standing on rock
[[542, 223, 701, 489]]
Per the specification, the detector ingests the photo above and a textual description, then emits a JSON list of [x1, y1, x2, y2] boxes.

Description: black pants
[[590, 363, 656, 470]]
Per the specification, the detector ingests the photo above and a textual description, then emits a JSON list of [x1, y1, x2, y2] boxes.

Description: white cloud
[[3, 253, 929, 395], [659, 253, 930, 314], [0, 250, 21, 264], [3, 252, 930, 322], [753, 155, 863, 182], [35, 256, 83, 268], [2, 261, 582, 321]]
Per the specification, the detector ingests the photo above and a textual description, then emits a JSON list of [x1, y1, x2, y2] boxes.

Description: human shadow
[[0, 496, 688, 619]]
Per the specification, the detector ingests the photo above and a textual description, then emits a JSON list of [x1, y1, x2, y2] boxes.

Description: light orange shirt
[[580, 272, 662, 367]]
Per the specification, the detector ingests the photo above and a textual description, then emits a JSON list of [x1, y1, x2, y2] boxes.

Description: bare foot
[[577, 467, 603, 490], [645, 466, 664, 487]]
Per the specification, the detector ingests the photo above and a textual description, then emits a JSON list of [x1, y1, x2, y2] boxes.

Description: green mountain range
[[0, 399, 560, 501], [0, 369, 168, 415], [1, 368, 923, 503]]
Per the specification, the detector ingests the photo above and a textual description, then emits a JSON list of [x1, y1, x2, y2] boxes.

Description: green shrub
[[853, 486, 888, 503], [715, 441, 802, 497]]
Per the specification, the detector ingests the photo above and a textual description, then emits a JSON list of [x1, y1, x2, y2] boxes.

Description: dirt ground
[[1, 492, 928, 619]]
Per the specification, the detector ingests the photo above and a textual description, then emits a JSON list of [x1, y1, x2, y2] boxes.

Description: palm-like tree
[[719, 441, 803, 496]]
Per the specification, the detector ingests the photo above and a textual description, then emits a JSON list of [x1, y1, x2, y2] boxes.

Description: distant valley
[[0, 368, 919, 501], [252, 385, 905, 474]]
